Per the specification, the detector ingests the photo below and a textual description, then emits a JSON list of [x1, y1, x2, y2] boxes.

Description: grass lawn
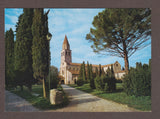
[[9, 84, 69, 110], [68, 83, 151, 111]]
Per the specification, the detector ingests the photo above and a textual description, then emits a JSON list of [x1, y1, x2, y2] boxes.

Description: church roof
[[62, 35, 70, 50], [68, 70, 79, 75], [114, 70, 126, 73], [69, 62, 113, 67]]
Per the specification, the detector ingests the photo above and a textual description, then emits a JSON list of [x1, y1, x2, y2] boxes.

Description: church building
[[59, 35, 125, 84]]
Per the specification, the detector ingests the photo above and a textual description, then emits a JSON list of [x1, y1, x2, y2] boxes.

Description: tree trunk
[[123, 40, 129, 74], [124, 52, 129, 74], [42, 77, 46, 98]]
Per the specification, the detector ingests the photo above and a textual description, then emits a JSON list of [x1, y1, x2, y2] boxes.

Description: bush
[[57, 84, 63, 91], [123, 61, 151, 96], [46, 66, 59, 95], [90, 77, 96, 89], [94, 76, 105, 91], [104, 83, 109, 92], [116, 79, 122, 83], [105, 65, 116, 92], [77, 77, 84, 86], [107, 78, 116, 92]]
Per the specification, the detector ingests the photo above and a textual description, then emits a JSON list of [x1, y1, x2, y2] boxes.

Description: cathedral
[[59, 35, 126, 84]]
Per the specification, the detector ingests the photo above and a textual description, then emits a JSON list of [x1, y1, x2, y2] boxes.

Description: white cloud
[[5, 14, 18, 24], [5, 24, 16, 32]]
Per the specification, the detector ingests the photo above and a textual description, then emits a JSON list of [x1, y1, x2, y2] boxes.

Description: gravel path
[[47, 85, 139, 112], [5, 90, 39, 112]]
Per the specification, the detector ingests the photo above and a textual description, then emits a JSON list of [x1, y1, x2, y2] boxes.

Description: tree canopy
[[14, 8, 34, 91], [32, 8, 50, 98], [86, 8, 151, 73], [5, 28, 14, 88]]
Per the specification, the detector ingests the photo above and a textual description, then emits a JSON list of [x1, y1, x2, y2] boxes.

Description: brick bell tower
[[61, 35, 72, 64], [60, 35, 72, 84]]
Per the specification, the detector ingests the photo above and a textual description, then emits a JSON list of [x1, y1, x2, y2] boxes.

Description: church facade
[[59, 35, 125, 84]]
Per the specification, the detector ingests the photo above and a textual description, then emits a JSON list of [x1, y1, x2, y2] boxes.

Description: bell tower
[[61, 35, 72, 64]]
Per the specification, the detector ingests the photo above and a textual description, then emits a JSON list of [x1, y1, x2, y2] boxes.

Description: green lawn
[[68, 83, 151, 111], [9, 85, 69, 110]]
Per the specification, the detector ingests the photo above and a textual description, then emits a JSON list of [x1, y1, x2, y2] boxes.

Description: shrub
[[105, 65, 116, 92], [104, 83, 109, 92], [46, 66, 59, 95], [89, 64, 95, 89], [57, 84, 63, 91], [94, 76, 105, 91], [116, 79, 122, 83], [77, 77, 84, 86], [123, 61, 151, 96]]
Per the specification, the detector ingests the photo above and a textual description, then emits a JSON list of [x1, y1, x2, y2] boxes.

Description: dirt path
[[5, 90, 39, 112], [47, 85, 139, 112]]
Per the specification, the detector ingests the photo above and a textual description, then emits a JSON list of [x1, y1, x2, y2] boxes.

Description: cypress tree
[[95, 67, 98, 76], [14, 13, 25, 91], [89, 64, 95, 89], [101, 67, 105, 76], [105, 65, 116, 92], [87, 61, 90, 82], [32, 8, 50, 98], [99, 64, 102, 76], [5, 28, 14, 88], [82, 61, 86, 82], [77, 64, 84, 86], [14, 9, 34, 91], [110, 65, 116, 91]]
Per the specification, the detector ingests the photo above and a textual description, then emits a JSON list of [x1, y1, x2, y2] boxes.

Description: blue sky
[[5, 8, 151, 70]]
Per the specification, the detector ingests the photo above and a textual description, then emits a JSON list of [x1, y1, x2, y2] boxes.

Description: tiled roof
[[114, 70, 126, 73], [69, 62, 113, 67], [102, 64, 112, 67], [68, 70, 79, 75]]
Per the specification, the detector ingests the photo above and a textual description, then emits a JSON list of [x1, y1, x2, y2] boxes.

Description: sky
[[5, 8, 151, 70]]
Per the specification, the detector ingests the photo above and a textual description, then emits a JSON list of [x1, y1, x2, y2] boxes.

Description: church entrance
[[74, 79, 77, 84], [61, 80, 64, 84]]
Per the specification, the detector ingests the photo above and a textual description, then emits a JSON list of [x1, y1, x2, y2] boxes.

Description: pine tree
[[86, 8, 151, 73], [14, 9, 34, 91], [32, 8, 50, 98], [5, 28, 15, 88]]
